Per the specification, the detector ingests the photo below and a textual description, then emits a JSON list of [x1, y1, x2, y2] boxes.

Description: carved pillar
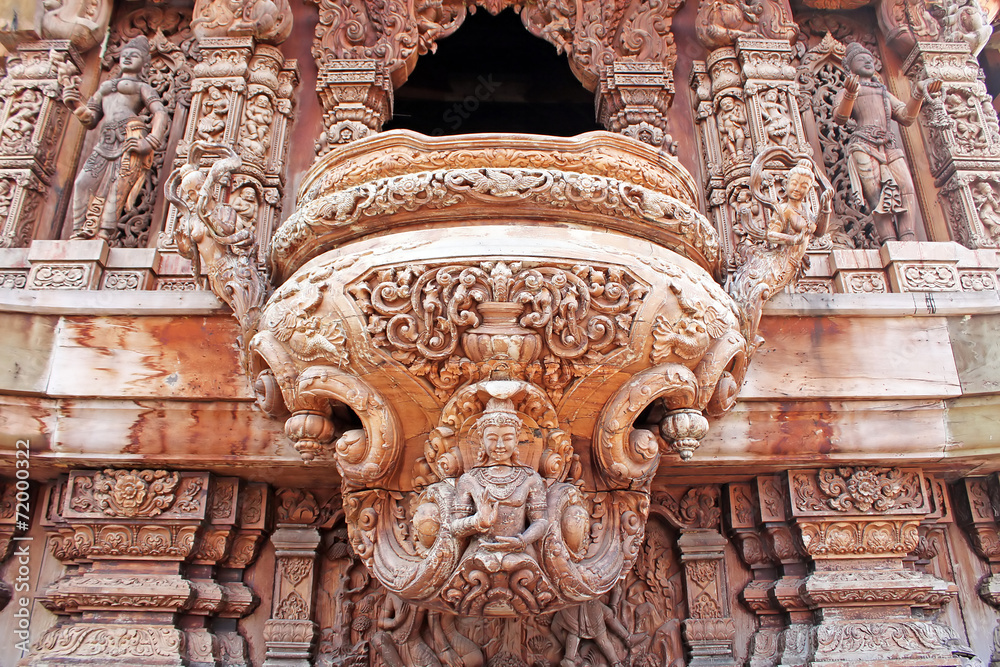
[[952, 474, 1000, 664], [660, 485, 738, 666], [182, 476, 242, 666], [313, 59, 393, 156], [160, 36, 254, 253], [691, 47, 745, 268], [905, 42, 1000, 248], [756, 474, 813, 667], [262, 489, 326, 666], [0, 40, 80, 247], [597, 60, 676, 153], [216, 481, 270, 666], [788, 467, 960, 666], [726, 482, 782, 667], [32, 469, 212, 666], [162, 35, 299, 268]]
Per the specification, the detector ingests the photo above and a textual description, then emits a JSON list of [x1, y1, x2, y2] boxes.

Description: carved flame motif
[[92, 469, 181, 518], [348, 261, 648, 399]]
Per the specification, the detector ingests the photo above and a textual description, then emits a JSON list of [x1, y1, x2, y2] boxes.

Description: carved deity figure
[[371, 593, 442, 667], [450, 396, 548, 574], [718, 96, 747, 158], [832, 42, 939, 243], [760, 89, 791, 146], [731, 151, 831, 350], [64, 36, 168, 241], [241, 93, 274, 160], [973, 181, 1000, 239]]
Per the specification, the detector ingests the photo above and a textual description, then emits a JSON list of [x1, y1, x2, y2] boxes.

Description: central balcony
[[251, 130, 749, 615]]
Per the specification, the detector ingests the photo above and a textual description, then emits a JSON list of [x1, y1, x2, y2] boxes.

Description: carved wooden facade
[[1, 0, 1000, 665]]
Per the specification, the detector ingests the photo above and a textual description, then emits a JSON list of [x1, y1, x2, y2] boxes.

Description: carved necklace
[[474, 466, 529, 500]]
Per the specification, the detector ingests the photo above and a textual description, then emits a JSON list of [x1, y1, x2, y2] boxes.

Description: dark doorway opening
[[383, 8, 601, 137]]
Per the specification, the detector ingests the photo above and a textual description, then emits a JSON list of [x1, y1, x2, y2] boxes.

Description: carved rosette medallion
[[248, 130, 765, 615]]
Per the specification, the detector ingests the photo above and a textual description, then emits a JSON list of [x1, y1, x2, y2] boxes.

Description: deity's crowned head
[[473, 397, 523, 466], [842, 42, 877, 78], [785, 159, 816, 202], [120, 36, 151, 74]]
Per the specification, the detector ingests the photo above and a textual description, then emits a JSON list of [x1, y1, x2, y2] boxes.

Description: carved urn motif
[[248, 130, 751, 614]]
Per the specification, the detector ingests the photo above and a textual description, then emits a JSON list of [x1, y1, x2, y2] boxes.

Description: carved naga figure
[[832, 42, 940, 244], [730, 147, 832, 350], [64, 36, 168, 242]]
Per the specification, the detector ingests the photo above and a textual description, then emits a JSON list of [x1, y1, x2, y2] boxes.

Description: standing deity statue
[[450, 395, 548, 574], [63, 36, 169, 241], [832, 42, 940, 244]]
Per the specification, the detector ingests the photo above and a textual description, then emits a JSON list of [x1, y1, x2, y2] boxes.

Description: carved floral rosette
[[250, 130, 753, 614]]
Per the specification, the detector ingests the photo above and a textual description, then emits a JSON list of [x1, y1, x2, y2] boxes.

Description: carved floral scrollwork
[[791, 467, 928, 515], [348, 260, 648, 400], [91, 470, 181, 518]]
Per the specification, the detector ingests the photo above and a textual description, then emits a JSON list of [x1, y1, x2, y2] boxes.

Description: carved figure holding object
[[832, 42, 939, 243], [729, 148, 831, 351], [450, 395, 548, 574], [64, 36, 168, 241]]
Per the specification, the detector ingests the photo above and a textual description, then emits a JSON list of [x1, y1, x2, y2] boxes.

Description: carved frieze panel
[[0, 42, 80, 247], [789, 466, 930, 517]]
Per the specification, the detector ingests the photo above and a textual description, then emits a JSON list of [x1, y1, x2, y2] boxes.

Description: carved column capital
[[786, 467, 960, 665], [597, 60, 676, 153]]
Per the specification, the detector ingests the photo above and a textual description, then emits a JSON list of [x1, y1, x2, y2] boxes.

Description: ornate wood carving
[[30, 472, 269, 667], [306, 0, 687, 154], [788, 467, 961, 665], [0, 40, 80, 248]]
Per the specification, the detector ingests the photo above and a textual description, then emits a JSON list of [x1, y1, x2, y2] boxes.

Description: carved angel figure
[[832, 42, 940, 243], [164, 142, 266, 362], [730, 149, 831, 351], [450, 395, 548, 574], [64, 36, 168, 241]]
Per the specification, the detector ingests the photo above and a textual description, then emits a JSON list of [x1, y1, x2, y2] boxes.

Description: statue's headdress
[[842, 42, 873, 73], [122, 35, 151, 61], [473, 396, 523, 465], [475, 397, 521, 433], [789, 159, 815, 183]]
